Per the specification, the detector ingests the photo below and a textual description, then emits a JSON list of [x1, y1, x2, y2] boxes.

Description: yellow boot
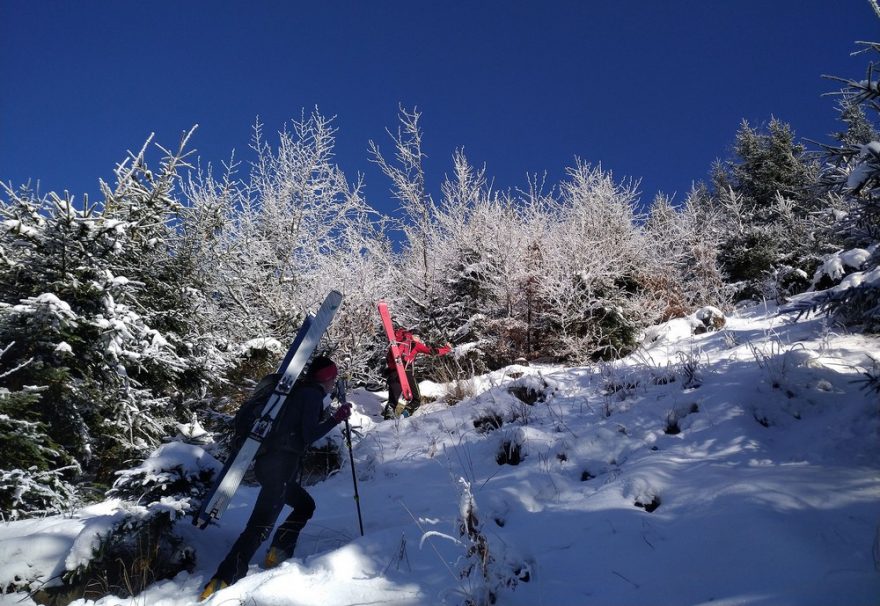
[[199, 578, 228, 601], [263, 546, 288, 569]]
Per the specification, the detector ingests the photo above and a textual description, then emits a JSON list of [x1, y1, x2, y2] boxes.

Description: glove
[[332, 404, 352, 423]]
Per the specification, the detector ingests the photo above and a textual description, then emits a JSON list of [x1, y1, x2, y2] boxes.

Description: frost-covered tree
[[313, 216, 397, 386], [709, 118, 829, 301], [537, 161, 652, 360], [0, 130, 212, 513], [182, 110, 392, 389], [427, 151, 511, 372], [371, 109, 669, 364], [643, 187, 729, 318], [370, 106, 443, 323]]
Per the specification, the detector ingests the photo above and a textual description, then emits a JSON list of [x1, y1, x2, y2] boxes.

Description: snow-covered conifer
[[709, 118, 828, 301], [536, 161, 650, 360], [0, 130, 213, 515], [805, 41, 880, 330]]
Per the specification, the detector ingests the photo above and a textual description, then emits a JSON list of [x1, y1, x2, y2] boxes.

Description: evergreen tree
[[806, 41, 880, 330], [709, 118, 829, 301], [0, 131, 211, 516]]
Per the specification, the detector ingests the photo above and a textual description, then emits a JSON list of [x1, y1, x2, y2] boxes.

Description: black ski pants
[[214, 452, 315, 584], [387, 367, 421, 410]]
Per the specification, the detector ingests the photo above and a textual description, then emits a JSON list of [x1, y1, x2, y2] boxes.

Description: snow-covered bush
[[46, 442, 225, 602], [108, 441, 221, 505], [60, 501, 195, 602]]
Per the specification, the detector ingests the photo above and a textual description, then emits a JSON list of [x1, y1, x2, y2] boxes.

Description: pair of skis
[[193, 290, 343, 529], [377, 300, 413, 411]]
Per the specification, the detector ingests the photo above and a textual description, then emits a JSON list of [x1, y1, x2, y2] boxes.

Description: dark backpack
[[232, 373, 282, 449]]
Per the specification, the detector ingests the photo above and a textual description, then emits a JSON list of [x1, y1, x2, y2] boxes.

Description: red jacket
[[387, 328, 451, 370]]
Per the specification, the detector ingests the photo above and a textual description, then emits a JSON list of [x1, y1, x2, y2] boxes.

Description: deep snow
[[2, 300, 879, 606]]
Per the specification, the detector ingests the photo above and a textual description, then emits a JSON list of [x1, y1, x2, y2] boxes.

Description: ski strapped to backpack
[[193, 291, 343, 529], [377, 300, 413, 404]]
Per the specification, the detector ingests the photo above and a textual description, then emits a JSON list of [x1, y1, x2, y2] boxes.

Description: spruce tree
[[0, 130, 212, 517], [807, 41, 880, 330], [710, 118, 827, 301]]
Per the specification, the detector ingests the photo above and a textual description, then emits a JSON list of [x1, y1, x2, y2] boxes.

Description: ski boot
[[199, 578, 228, 601], [263, 546, 291, 569]]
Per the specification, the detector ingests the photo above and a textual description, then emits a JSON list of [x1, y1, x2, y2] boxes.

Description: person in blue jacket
[[200, 356, 351, 600]]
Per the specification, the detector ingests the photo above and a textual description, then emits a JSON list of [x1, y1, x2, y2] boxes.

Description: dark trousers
[[387, 367, 421, 410], [214, 452, 315, 584]]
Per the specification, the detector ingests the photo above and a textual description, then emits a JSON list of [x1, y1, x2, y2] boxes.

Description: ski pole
[[336, 378, 364, 536], [344, 418, 364, 536]]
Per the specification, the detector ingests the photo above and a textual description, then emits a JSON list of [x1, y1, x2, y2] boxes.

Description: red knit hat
[[309, 356, 338, 383]]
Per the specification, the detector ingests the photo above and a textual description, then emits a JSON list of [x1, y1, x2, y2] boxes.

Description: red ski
[[377, 300, 413, 404]]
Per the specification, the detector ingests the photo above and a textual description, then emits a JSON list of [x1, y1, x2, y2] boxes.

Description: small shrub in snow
[[55, 442, 224, 602], [599, 363, 640, 400], [108, 441, 221, 505], [693, 305, 726, 333], [454, 479, 531, 606], [506, 375, 549, 405], [59, 505, 195, 602], [675, 349, 704, 389], [473, 412, 504, 434], [664, 413, 681, 435], [749, 340, 798, 393], [634, 495, 662, 513], [495, 430, 526, 466]]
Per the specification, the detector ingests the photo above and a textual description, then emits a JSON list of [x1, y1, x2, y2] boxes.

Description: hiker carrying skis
[[384, 327, 451, 418], [200, 356, 351, 600]]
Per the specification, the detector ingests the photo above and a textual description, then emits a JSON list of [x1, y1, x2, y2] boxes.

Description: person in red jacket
[[384, 327, 451, 418]]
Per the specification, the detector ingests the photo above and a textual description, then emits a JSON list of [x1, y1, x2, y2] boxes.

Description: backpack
[[232, 372, 282, 450]]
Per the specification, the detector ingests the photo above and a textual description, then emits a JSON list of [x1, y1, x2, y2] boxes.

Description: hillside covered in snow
[[1, 299, 879, 606]]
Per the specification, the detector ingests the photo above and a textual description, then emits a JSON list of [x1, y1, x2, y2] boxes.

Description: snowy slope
[[1, 301, 879, 606]]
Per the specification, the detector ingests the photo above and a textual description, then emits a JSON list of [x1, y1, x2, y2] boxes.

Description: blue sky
[[1, 1, 878, 217]]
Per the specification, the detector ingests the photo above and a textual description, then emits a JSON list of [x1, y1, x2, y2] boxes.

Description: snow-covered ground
[[2, 300, 879, 606]]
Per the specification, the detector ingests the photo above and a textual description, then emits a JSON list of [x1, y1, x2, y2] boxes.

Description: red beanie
[[309, 357, 338, 383]]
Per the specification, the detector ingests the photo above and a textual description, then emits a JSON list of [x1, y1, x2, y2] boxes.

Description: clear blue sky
[[1, 1, 878, 216]]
